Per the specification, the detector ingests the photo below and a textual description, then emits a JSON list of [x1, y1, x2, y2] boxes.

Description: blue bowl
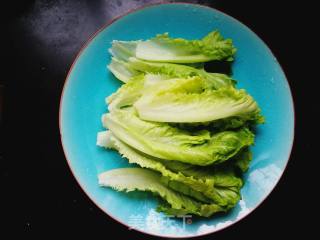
[[60, 3, 294, 238]]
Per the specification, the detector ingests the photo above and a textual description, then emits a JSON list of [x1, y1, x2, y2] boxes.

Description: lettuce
[[156, 201, 225, 217], [134, 77, 262, 123], [106, 73, 176, 111], [109, 40, 139, 61], [98, 30, 264, 218], [98, 168, 226, 217], [126, 57, 235, 89], [98, 131, 215, 200], [106, 72, 262, 130], [135, 31, 236, 63], [98, 130, 246, 207], [108, 56, 235, 89], [109, 31, 235, 64], [107, 58, 140, 83], [102, 108, 254, 166], [107, 75, 145, 111]]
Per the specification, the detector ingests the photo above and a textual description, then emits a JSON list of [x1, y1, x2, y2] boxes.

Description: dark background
[[1, 0, 315, 238]]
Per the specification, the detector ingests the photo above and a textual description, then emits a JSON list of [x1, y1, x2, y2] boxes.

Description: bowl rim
[[59, 2, 295, 238]]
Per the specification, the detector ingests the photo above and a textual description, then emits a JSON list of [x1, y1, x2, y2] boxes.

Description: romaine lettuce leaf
[[170, 114, 264, 132], [135, 31, 236, 63], [134, 77, 262, 123], [231, 148, 252, 172], [107, 72, 176, 111], [160, 158, 243, 207], [159, 178, 213, 203], [156, 201, 225, 217], [97, 130, 244, 206], [97, 131, 215, 200], [107, 55, 235, 88], [98, 168, 226, 217], [107, 57, 140, 83], [107, 74, 145, 111], [109, 40, 139, 61], [127, 57, 235, 89], [102, 108, 254, 166]]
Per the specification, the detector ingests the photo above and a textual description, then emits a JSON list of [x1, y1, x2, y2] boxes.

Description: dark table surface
[[2, 0, 314, 238]]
